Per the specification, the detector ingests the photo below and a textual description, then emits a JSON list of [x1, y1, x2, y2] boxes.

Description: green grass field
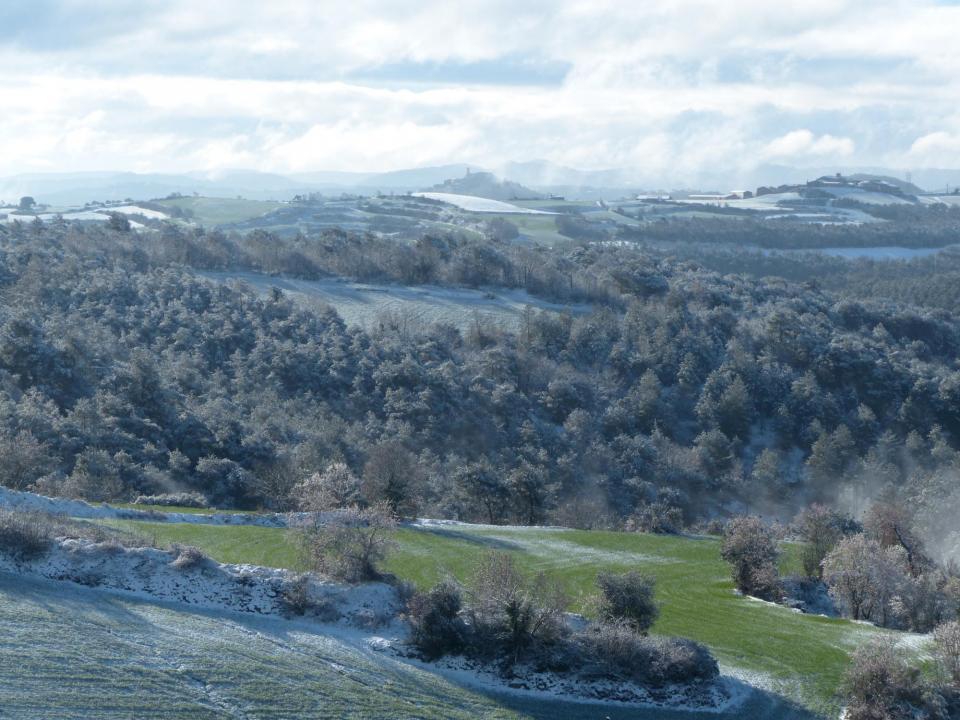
[[155, 196, 282, 226], [108, 502, 259, 515], [100, 519, 890, 715]]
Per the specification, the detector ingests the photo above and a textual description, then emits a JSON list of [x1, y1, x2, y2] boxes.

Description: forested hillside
[[1, 218, 959, 557]]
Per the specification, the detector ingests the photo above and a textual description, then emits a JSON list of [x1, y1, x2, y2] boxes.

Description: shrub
[[643, 635, 720, 686], [466, 551, 570, 663], [169, 544, 206, 570], [408, 581, 467, 659], [296, 503, 397, 583], [843, 638, 947, 720], [595, 571, 659, 634], [134, 492, 208, 509], [794, 504, 850, 579], [574, 619, 649, 681], [934, 621, 960, 687], [0, 510, 52, 561], [281, 574, 312, 616], [573, 621, 718, 686], [892, 572, 957, 633], [627, 501, 684, 534], [691, 518, 727, 536], [720, 516, 781, 600]]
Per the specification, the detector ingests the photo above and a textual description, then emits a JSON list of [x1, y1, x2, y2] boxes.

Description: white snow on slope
[[0, 537, 399, 623], [196, 271, 591, 332], [413, 192, 556, 214], [100, 204, 168, 219]]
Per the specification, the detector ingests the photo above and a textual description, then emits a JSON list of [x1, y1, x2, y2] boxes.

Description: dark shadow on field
[[403, 524, 527, 553], [448, 678, 825, 720]]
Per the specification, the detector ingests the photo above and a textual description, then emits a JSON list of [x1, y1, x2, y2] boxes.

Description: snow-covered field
[[0, 571, 502, 720], [196, 271, 592, 332], [0, 569, 808, 719], [98, 204, 169, 219], [0, 204, 165, 226], [413, 192, 557, 214], [0, 536, 399, 622]]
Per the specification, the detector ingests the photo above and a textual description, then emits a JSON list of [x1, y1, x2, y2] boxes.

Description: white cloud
[[763, 130, 855, 160], [907, 131, 960, 166], [0, 0, 958, 181]]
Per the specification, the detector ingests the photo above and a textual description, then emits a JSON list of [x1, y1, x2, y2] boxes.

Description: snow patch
[[0, 537, 399, 624], [413, 192, 556, 214]]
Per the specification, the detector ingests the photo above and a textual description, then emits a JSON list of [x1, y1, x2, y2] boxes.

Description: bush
[[408, 581, 467, 659], [793, 504, 850, 579], [643, 635, 719, 686], [169, 544, 206, 570], [934, 621, 960, 687], [691, 518, 727, 536], [627, 501, 684, 534], [721, 516, 781, 600], [280, 574, 312, 616], [574, 621, 718, 686], [466, 552, 570, 663], [595, 571, 659, 634], [843, 638, 947, 720], [134, 492, 209, 509], [296, 503, 397, 583], [0, 510, 52, 561]]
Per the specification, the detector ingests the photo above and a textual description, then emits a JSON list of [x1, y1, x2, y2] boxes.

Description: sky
[[2, 0, 960, 184]]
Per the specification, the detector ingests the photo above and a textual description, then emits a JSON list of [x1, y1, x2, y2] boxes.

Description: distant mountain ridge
[[4, 162, 960, 207]]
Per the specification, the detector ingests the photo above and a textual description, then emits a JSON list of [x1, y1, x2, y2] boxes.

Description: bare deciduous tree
[[294, 462, 360, 512], [934, 621, 960, 687], [295, 503, 396, 583]]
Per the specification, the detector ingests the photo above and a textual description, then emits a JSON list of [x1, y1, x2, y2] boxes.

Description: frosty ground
[[0, 572, 817, 720], [195, 270, 591, 333], [0, 489, 929, 718]]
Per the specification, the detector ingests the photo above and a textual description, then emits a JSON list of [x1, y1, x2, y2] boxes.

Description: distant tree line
[[618, 209, 960, 250]]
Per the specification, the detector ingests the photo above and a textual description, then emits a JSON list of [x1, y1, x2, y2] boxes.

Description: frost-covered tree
[[822, 534, 907, 624], [720, 516, 781, 600], [294, 462, 360, 512]]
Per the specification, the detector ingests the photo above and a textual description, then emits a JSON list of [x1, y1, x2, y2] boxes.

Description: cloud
[[0, 0, 958, 181], [908, 131, 960, 166], [763, 130, 855, 160]]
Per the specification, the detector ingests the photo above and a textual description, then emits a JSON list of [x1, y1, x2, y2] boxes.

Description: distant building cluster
[[687, 190, 753, 202], [805, 173, 905, 196], [757, 173, 908, 198]]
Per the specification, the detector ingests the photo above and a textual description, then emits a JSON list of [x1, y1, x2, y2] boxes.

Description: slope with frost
[[0, 536, 398, 622], [0, 571, 813, 719], [413, 192, 557, 214], [195, 271, 591, 332]]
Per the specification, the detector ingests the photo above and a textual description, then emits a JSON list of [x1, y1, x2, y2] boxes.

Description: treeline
[[659, 244, 960, 315], [618, 208, 960, 249], [114, 219, 622, 305], [1, 219, 960, 543]]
